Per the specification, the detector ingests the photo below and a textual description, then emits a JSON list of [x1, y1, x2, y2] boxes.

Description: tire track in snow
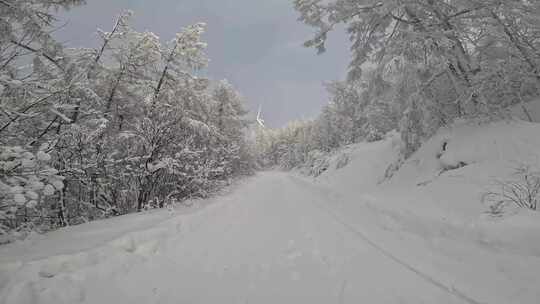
[[289, 175, 487, 304]]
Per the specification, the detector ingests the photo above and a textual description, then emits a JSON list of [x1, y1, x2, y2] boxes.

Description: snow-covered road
[[0, 171, 527, 303], [130, 171, 464, 304]]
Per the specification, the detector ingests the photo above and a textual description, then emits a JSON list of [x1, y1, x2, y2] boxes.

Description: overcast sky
[[56, 0, 350, 127]]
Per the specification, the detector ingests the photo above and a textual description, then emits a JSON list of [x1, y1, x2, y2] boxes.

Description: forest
[[2, 0, 540, 240], [1, 1, 255, 241], [258, 0, 540, 171]]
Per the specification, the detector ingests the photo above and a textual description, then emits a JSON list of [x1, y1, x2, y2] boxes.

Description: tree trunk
[[152, 42, 179, 108]]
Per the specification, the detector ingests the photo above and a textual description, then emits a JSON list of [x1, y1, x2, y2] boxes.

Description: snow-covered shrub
[[365, 125, 385, 143], [0, 146, 64, 241], [483, 166, 540, 213], [305, 150, 330, 177], [335, 153, 350, 170]]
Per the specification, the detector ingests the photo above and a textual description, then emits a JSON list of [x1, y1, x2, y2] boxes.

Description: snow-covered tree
[[294, 0, 540, 157], [1, 5, 255, 239]]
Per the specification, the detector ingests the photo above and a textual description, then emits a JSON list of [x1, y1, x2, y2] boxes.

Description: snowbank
[[315, 118, 540, 256], [0, 194, 227, 304], [314, 130, 402, 189], [291, 117, 540, 303]]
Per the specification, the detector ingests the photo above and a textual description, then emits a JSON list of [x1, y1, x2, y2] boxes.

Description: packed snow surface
[[2, 119, 540, 304], [0, 172, 538, 303]]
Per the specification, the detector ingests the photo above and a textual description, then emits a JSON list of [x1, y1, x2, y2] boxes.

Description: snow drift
[[316, 117, 540, 255]]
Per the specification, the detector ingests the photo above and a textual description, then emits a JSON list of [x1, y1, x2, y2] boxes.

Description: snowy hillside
[[317, 117, 540, 250], [307, 117, 540, 302]]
